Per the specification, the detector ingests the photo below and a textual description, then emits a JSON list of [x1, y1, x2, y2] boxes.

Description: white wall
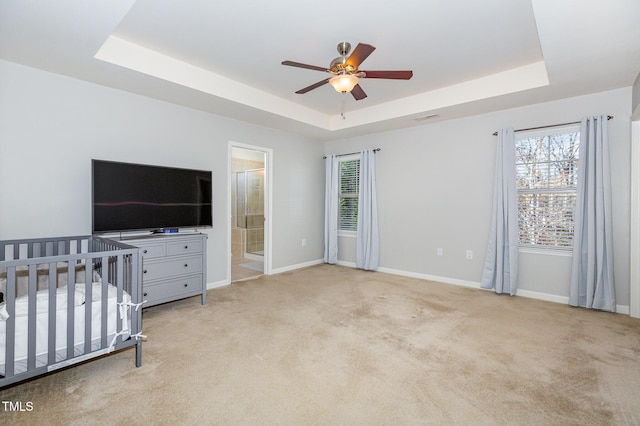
[[326, 88, 633, 308], [2, 58, 632, 308], [633, 71, 640, 120], [0, 59, 325, 284]]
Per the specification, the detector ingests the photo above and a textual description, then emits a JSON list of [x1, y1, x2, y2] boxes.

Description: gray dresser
[[123, 233, 207, 307]]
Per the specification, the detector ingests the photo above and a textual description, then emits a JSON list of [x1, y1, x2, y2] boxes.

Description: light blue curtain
[[324, 154, 339, 264], [356, 149, 379, 270], [480, 128, 519, 295], [569, 115, 615, 311]]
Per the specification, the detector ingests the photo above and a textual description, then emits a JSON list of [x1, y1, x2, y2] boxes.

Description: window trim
[[519, 247, 573, 257], [337, 154, 360, 234], [515, 124, 580, 252], [338, 229, 357, 238]]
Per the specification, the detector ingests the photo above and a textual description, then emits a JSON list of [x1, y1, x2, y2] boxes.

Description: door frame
[[228, 141, 273, 280], [630, 120, 640, 317]]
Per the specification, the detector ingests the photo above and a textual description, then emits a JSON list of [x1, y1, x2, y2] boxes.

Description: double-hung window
[[515, 125, 580, 250], [338, 156, 360, 232]]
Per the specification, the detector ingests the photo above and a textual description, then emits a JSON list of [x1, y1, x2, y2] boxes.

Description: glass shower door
[[245, 169, 264, 256]]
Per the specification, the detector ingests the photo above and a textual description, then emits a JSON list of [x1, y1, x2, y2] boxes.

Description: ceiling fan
[[281, 42, 413, 101]]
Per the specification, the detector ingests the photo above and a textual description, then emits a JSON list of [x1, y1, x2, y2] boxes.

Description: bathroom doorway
[[229, 143, 271, 282]]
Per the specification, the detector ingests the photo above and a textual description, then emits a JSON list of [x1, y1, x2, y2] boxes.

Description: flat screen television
[[92, 159, 212, 233]]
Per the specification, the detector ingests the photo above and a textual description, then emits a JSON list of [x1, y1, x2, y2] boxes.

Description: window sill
[[519, 247, 573, 257], [338, 230, 357, 238]]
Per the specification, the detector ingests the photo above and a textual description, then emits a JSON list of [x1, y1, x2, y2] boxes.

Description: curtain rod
[[492, 115, 613, 136], [323, 148, 381, 159]]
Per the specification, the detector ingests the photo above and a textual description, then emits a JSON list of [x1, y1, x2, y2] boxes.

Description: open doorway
[[229, 143, 272, 282]]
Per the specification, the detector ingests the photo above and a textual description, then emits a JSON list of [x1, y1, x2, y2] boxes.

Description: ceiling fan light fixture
[[282, 41, 412, 101], [329, 74, 358, 93]]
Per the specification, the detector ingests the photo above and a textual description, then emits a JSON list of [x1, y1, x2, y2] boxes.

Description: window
[[338, 157, 360, 231], [515, 126, 580, 249]]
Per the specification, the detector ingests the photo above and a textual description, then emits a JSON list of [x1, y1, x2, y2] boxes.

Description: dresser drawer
[[118, 233, 207, 307], [137, 243, 166, 259], [142, 275, 203, 305], [142, 255, 203, 281], [167, 238, 203, 256]]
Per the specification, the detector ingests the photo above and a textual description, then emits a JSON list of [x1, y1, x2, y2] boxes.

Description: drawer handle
[[184, 283, 188, 287], [143, 249, 148, 254], [143, 292, 148, 297], [184, 264, 188, 267], [143, 269, 147, 274], [184, 245, 188, 249]]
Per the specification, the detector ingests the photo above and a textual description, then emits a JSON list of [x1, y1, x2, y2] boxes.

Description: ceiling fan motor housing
[[330, 42, 355, 74], [337, 41, 351, 56]]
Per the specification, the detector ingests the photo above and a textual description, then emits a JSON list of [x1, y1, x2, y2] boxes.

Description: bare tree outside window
[[515, 128, 580, 249]]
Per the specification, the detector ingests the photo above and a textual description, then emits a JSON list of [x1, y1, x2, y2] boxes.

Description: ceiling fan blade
[[295, 78, 331, 94], [282, 60, 328, 72], [351, 84, 367, 101], [361, 70, 413, 80], [345, 43, 376, 69]]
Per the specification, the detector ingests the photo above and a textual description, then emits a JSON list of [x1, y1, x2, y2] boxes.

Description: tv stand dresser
[[122, 233, 207, 307]]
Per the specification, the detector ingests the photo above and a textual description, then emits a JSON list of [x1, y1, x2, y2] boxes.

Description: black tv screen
[[92, 159, 212, 233]]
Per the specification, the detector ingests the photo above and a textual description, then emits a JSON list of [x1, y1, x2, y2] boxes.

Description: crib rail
[[0, 236, 142, 388]]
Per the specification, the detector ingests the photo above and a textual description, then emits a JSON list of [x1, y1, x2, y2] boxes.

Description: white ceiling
[[1, 0, 639, 141]]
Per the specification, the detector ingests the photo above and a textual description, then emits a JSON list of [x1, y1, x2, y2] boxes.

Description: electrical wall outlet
[[437, 248, 443, 256], [466, 250, 473, 260]]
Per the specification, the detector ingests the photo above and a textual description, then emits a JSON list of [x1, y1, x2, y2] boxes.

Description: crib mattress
[[0, 283, 131, 375]]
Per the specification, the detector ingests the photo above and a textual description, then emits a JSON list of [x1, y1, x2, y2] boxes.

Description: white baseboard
[[345, 263, 632, 314], [207, 259, 324, 291], [377, 266, 481, 289], [515, 289, 569, 304], [207, 279, 231, 290], [271, 258, 324, 275], [213, 260, 632, 314], [616, 304, 630, 315]]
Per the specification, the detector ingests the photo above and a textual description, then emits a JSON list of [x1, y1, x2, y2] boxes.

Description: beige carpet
[[2, 264, 640, 425]]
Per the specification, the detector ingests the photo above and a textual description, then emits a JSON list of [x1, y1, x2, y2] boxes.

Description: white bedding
[[0, 262, 101, 299], [0, 283, 131, 375]]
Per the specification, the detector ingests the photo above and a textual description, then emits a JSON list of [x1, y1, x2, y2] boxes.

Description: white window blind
[[339, 158, 360, 231], [515, 126, 580, 249]]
